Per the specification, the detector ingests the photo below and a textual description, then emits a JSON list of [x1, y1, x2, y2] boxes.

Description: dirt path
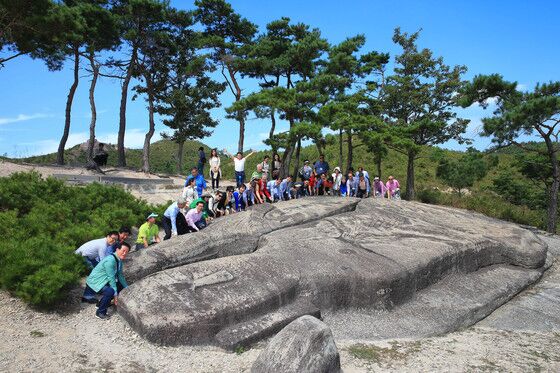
[[0, 288, 558, 372]]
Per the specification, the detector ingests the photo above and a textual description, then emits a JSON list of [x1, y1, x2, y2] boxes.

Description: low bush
[[415, 187, 549, 230], [0, 172, 163, 308]]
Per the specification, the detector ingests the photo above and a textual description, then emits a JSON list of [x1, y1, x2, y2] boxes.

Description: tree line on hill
[[1, 0, 559, 232]]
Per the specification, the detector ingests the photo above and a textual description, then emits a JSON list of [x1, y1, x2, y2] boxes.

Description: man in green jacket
[[82, 242, 130, 320]]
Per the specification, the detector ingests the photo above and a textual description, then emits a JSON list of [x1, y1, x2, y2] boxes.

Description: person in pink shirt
[[185, 201, 205, 232], [386, 175, 401, 199]]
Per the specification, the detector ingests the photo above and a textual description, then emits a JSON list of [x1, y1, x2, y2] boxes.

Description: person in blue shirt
[[185, 167, 207, 196], [233, 184, 248, 211], [267, 179, 282, 202], [279, 175, 293, 200], [339, 176, 348, 196], [313, 155, 330, 177], [346, 173, 358, 197], [162, 198, 188, 240], [75, 232, 118, 271]]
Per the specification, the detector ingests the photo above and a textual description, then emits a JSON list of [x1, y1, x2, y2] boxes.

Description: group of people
[[74, 149, 401, 320], [75, 227, 131, 319]]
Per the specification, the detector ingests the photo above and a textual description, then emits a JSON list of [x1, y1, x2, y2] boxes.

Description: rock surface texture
[[118, 198, 548, 348], [251, 315, 341, 373]]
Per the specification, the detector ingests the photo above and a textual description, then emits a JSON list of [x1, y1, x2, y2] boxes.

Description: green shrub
[[416, 188, 443, 204], [0, 172, 163, 308]]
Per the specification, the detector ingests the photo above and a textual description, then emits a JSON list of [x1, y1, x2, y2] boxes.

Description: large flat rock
[[477, 233, 560, 333], [119, 199, 547, 348], [124, 197, 359, 283]]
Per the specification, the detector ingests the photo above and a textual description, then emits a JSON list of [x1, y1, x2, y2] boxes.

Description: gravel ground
[[1, 289, 559, 373]]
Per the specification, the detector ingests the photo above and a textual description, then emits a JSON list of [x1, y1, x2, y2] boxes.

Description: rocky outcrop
[[118, 198, 548, 348], [123, 197, 359, 283], [251, 316, 341, 373]]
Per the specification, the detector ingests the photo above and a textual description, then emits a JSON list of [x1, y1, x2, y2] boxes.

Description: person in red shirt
[[308, 171, 317, 196], [256, 174, 272, 203]]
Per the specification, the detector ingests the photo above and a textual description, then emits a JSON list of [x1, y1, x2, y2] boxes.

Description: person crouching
[[82, 242, 130, 320], [185, 201, 206, 232]]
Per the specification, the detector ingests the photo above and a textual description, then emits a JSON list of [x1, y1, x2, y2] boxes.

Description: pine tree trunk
[[141, 76, 155, 173], [225, 64, 246, 153], [269, 109, 277, 154], [86, 51, 99, 166], [345, 129, 353, 173], [117, 46, 137, 167], [237, 113, 245, 153], [376, 155, 382, 179], [292, 138, 302, 178], [177, 140, 185, 173], [405, 150, 416, 200], [283, 140, 296, 178], [338, 128, 343, 169], [544, 138, 559, 233], [57, 45, 80, 165]]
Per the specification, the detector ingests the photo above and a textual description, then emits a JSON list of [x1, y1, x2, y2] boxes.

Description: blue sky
[[1, 0, 559, 158]]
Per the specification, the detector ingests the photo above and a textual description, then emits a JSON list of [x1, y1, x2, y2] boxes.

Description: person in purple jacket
[[185, 201, 206, 232], [386, 175, 401, 199], [372, 176, 386, 198]]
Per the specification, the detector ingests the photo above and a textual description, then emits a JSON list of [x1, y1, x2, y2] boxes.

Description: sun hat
[[146, 213, 158, 220]]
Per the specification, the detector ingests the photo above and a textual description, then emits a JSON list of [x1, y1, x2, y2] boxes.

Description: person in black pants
[[162, 198, 188, 240]]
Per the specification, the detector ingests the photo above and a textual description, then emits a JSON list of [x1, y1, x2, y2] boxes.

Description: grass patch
[[30, 330, 45, 337], [347, 341, 422, 364]]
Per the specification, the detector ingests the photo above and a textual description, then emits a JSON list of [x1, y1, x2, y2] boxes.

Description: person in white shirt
[[260, 155, 271, 178], [75, 231, 119, 271], [182, 177, 198, 204], [331, 167, 343, 196], [224, 149, 254, 187], [208, 148, 221, 190]]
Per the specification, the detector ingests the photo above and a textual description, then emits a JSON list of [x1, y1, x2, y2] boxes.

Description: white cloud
[[16, 132, 89, 157], [0, 113, 51, 125], [516, 83, 527, 92], [97, 128, 162, 149]]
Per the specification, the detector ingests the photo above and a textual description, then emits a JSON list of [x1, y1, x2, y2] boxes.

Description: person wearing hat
[[162, 198, 188, 240], [331, 167, 343, 196], [373, 176, 386, 198], [299, 160, 313, 182], [136, 213, 160, 250]]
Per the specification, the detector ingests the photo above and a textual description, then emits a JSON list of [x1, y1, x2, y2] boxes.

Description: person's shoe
[[96, 300, 114, 308], [81, 297, 97, 304], [95, 312, 111, 320]]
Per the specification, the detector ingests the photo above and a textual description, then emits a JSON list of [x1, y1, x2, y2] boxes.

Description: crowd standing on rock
[[75, 150, 401, 319]]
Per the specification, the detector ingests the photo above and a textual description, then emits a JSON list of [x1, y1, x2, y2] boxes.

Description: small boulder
[[251, 315, 341, 373]]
